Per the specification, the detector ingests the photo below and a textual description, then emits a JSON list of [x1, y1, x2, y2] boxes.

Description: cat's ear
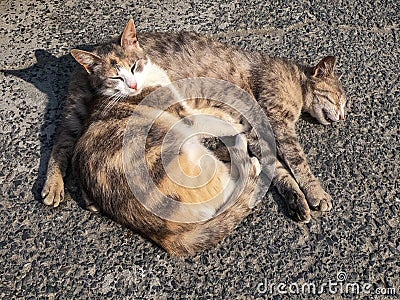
[[313, 56, 336, 78], [71, 49, 102, 74], [121, 19, 140, 50]]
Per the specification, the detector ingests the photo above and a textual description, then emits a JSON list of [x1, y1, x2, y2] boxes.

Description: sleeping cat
[[137, 25, 346, 222], [73, 93, 261, 254], [43, 20, 261, 255], [42, 19, 346, 248]]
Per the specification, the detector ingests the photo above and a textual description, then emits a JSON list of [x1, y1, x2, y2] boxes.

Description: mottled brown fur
[[73, 92, 260, 255], [42, 20, 346, 254]]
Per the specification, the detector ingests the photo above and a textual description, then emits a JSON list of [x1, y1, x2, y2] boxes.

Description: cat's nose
[[339, 106, 345, 121], [128, 80, 137, 90]]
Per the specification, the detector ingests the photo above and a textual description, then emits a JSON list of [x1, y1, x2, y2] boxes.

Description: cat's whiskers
[[101, 91, 127, 115]]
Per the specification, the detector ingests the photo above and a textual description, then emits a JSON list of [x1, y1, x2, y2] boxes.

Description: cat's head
[[71, 20, 152, 97], [306, 56, 346, 125]]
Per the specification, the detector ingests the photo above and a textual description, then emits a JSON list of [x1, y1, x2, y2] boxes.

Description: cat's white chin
[[127, 88, 142, 96], [319, 112, 343, 125], [312, 108, 332, 125], [318, 118, 331, 126]]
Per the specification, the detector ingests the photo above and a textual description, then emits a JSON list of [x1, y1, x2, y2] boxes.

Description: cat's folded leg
[[190, 114, 247, 137], [215, 134, 261, 213], [273, 158, 311, 222]]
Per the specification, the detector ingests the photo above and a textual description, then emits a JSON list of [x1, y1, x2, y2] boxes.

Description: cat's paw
[[231, 118, 252, 135], [41, 173, 64, 207], [230, 122, 246, 135], [82, 191, 100, 213], [286, 190, 311, 223], [239, 117, 252, 133], [86, 204, 101, 213], [304, 184, 332, 212], [251, 156, 261, 176]]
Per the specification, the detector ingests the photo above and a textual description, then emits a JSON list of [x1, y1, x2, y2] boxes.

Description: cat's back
[[140, 32, 256, 92]]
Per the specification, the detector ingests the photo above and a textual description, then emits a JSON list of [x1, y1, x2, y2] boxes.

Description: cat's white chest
[[138, 58, 171, 89]]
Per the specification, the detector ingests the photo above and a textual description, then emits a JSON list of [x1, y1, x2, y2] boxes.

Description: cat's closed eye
[[110, 76, 124, 81]]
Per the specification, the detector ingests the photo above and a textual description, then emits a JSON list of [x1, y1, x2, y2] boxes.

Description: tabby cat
[[138, 26, 346, 222], [42, 19, 346, 253]]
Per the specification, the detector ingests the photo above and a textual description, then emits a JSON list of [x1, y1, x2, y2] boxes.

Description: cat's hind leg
[[217, 134, 261, 212], [190, 114, 248, 137], [273, 158, 311, 222]]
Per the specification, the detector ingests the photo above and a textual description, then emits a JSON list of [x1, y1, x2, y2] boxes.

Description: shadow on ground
[[2, 46, 94, 207]]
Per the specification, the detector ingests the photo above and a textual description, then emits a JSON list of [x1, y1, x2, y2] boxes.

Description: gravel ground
[[1, 0, 399, 299]]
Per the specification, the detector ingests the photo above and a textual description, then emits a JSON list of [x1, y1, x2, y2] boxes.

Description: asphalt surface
[[1, 0, 399, 299]]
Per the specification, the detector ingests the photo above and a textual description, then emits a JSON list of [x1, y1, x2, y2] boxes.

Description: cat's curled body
[[42, 20, 347, 254], [74, 92, 261, 255], [44, 20, 261, 255]]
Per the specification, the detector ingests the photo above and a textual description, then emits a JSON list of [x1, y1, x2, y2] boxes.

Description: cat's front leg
[[41, 93, 89, 207], [41, 130, 75, 207], [269, 119, 332, 213], [273, 158, 311, 222], [42, 158, 64, 207]]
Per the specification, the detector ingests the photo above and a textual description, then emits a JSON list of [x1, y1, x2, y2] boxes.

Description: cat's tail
[[157, 134, 262, 256]]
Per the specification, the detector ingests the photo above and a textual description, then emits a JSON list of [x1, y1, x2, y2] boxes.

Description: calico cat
[[43, 20, 261, 255], [42, 19, 346, 238], [73, 95, 261, 254]]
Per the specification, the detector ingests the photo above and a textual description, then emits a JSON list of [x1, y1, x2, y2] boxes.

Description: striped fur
[[42, 20, 346, 254], [139, 33, 346, 222]]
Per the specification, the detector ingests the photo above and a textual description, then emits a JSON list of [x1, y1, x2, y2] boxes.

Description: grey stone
[[0, 0, 399, 299]]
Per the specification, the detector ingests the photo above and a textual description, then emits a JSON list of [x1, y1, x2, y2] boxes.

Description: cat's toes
[[305, 187, 332, 212], [287, 191, 311, 223], [42, 185, 64, 207], [86, 204, 101, 213], [41, 176, 64, 207], [240, 117, 252, 132], [317, 191, 333, 211]]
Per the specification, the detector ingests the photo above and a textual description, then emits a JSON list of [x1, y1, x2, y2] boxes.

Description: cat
[[73, 95, 261, 255], [42, 19, 346, 233], [137, 28, 346, 222], [43, 20, 261, 255]]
